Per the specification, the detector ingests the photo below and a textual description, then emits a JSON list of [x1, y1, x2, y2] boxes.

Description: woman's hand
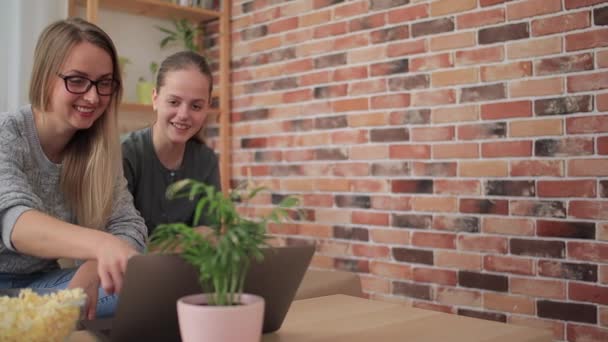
[[68, 260, 100, 320], [94, 235, 138, 295]]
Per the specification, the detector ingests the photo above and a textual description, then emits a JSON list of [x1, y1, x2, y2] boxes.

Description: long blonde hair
[[29, 18, 122, 229]]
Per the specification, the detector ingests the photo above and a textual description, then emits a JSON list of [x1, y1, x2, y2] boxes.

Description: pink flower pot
[[177, 293, 265, 342]]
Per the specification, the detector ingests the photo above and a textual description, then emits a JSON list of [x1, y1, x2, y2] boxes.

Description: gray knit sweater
[[0, 105, 147, 274]]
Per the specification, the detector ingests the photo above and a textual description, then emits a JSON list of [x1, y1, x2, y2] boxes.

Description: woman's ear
[[152, 88, 158, 111]]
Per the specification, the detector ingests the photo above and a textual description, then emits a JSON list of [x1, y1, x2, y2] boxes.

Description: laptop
[[81, 244, 315, 341]]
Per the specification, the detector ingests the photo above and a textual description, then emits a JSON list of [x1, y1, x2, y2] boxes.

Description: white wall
[[0, 0, 67, 112]]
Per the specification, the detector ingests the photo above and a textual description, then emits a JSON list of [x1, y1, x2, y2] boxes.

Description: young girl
[[122, 51, 220, 236], [0, 18, 147, 319]]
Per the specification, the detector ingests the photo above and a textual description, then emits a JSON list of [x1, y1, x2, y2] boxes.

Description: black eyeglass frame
[[57, 73, 120, 96]]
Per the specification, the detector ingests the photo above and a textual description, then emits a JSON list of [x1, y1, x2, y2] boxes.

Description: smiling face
[[48, 41, 114, 133], [152, 67, 210, 145]]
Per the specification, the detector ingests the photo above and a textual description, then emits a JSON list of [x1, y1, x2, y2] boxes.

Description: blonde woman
[[0, 18, 147, 319]]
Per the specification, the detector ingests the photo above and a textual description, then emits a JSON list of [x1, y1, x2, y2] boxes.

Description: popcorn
[[0, 288, 86, 342]]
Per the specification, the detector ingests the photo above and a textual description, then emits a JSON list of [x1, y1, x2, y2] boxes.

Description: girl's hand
[[94, 235, 138, 295], [68, 260, 100, 320]]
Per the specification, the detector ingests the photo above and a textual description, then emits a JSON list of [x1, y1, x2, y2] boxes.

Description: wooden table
[[262, 295, 552, 342], [70, 294, 552, 342]]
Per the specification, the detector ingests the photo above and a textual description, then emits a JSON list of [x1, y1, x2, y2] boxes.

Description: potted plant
[[148, 179, 299, 342], [136, 61, 158, 105], [157, 18, 204, 52]]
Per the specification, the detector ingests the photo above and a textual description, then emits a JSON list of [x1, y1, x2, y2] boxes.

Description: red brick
[[485, 255, 534, 275], [509, 119, 563, 138], [598, 49, 608, 68], [538, 180, 597, 197], [458, 122, 506, 140], [352, 243, 390, 259], [482, 217, 535, 236], [332, 98, 368, 112], [602, 265, 608, 284], [352, 211, 389, 226], [507, 0, 562, 20], [455, 46, 503, 66], [349, 79, 387, 96], [349, 13, 385, 32], [565, 0, 608, 9], [430, 31, 476, 52], [482, 140, 532, 158], [410, 53, 453, 71], [333, 66, 368, 81], [507, 36, 562, 59], [371, 94, 410, 109], [413, 267, 458, 286], [567, 324, 608, 342], [433, 143, 479, 159], [569, 282, 608, 305], [412, 232, 457, 249], [370, 229, 410, 245], [410, 126, 455, 142], [388, 3, 429, 23], [601, 137, 608, 155], [568, 71, 608, 93], [387, 39, 427, 57], [435, 251, 482, 270], [484, 292, 535, 314], [568, 241, 608, 262], [535, 53, 594, 77], [457, 8, 505, 29], [566, 28, 608, 51], [334, 33, 369, 50], [334, 1, 368, 19], [370, 195, 412, 211], [370, 260, 412, 279], [511, 277, 566, 299], [432, 68, 478, 86], [459, 161, 508, 177], [481, 61, 532, 82], [411, 89, 456, 106], [568, 159, 608, 177], [352, 145, 389, 160], [510, 77, 564, 98], [435, 287, 481, 307], [431, 105, 479, 124], [268, 17, 298, 34], [431, 0, 477, 16], [434, 180, 480, 195], [481, 100, 532, 120], [568, 115, 608, 134], [283, 89, 312, 103], [600, 93, 608, 111], [389, 144, 431, 159], [458, 235, 508, 254], [532, 11, 591, 37], [481, 0, 509, 6]]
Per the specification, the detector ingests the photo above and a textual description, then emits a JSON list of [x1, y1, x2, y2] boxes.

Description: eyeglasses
[[57, 74, 119, 96]]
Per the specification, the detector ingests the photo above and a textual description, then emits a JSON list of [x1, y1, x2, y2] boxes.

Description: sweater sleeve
[[0, 120, 43, 251], [105, 174, 148, 252]]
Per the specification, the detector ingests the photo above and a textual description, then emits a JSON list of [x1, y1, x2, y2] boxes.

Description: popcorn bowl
[[0, 288, 87, 342]]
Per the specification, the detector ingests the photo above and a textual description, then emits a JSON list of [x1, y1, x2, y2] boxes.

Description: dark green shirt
[[121, 127, 220, 235]]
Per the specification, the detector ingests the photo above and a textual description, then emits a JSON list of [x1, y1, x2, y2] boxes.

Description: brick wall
[[228, 0, 608, 340]]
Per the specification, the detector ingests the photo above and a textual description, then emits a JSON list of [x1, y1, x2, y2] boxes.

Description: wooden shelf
[[73, 0, 220, 22], [120, 102, 153, 112]]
